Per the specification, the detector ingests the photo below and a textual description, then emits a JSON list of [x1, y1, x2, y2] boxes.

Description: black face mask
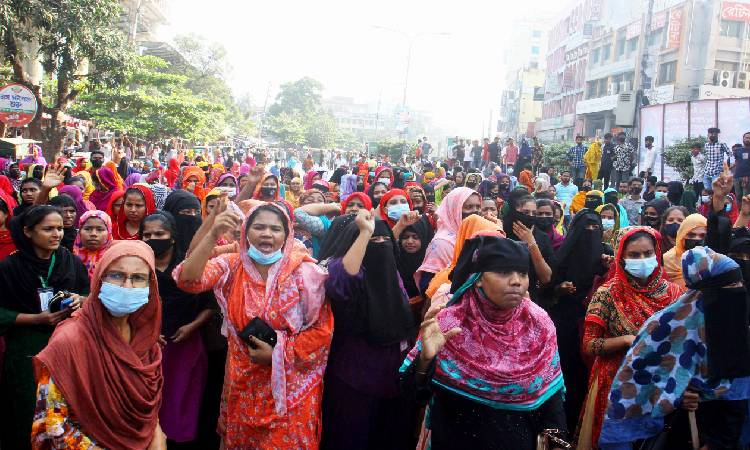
[[260, 187, 276, 198], [515, 213, 536, 229], [605, 194, 619, 205], [91, 159, 104, 168], [8, 168, 20, 179], [535, 216, 555, 231], [466, 182, 477, 189], [499, 183, 509, 191], [630, 187, 641, 196], [584, 198, 602, 210], [582, 186, 592, 192], [642, 216, 660, 228], [683, 238, 704, 251], [146, 238, 172, 257], [663, 222, 680, 239]]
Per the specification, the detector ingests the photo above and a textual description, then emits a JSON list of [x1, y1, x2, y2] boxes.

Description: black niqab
[[397, 215, 435, 298], [555, 210, 604, 292], [162, 190, 202, 256]]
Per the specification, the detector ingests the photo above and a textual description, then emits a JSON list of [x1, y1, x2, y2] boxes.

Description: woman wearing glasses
[[31, 240, 166, 450], [0, 205, 89, 450]]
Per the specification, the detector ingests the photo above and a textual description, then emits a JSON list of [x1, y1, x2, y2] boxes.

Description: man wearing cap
[[703, 127, 731, 190]]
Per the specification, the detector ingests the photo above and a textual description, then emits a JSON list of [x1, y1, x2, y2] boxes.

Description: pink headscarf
[[417, 187, 478, 279]]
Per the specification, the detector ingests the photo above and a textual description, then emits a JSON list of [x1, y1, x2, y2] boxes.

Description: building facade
[[499, 17, 551, 139]]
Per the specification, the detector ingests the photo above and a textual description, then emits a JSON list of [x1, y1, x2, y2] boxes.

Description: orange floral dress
[[176, 249, 332, 450]]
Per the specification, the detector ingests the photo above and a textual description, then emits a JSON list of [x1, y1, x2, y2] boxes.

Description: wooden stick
[[688, 410, 699, 450]]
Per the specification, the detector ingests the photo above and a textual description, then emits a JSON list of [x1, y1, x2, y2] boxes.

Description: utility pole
[[130, 0, 144, 44], [258, 81, 271, 147]]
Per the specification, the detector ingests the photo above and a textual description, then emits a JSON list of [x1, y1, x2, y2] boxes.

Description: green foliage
[[372, 140, 408, 162], [542, 141, 574, 172], [267, 77, 340, 147], [335, 131, 362, 150], [70, 56, 224, 141], [663, 137, 706, 181]]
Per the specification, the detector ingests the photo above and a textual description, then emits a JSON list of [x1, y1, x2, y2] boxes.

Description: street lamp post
[[372, 26, 449, 153]]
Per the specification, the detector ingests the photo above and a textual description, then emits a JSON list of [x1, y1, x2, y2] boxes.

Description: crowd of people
[[0, 127, 749, 450]]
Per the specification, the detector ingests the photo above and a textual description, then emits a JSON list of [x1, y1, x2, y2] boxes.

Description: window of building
[[659, 61, 677, 84], [531, 46, 540, 55], [586, 80, 597, 98], [647, 29, 662, 47], [591, 48, 600, 64], [628, 37, 638, 53], [532, 30, 542, 38], [601, 45, 611, 62], [720, 20, 743, 38], [616, 37, 626, 57], [597, 78, 608, 96]]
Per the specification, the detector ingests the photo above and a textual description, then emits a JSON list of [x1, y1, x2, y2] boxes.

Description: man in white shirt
[[690, 142, 706, 193], [642, 136, 657, 177]]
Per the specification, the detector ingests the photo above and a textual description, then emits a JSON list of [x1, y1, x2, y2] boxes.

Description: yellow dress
[[583, 141, 602, 180]]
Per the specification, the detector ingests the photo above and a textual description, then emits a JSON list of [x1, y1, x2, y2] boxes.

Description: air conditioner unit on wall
[[738, 71, 750, 89], [719, 70, 735, 88], [615, 93, 636, 127]]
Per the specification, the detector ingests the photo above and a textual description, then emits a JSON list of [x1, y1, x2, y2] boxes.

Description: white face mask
[[378, 177, 391, 185], [701, 195, 710, 203]]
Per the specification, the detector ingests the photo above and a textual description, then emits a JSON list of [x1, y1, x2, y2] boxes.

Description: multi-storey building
[[499, 17, 552, 138], [537, 0, 603, 141]]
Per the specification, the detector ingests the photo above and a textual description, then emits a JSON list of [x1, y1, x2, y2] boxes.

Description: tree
[[305, 113, 338, 148], [267, 111, 306, 146], [663, 137, 705, 182], [70, 56, 224, 142], [542, 141, 574, 173], [1, 0, 135, 161], [267, 77, 324, 118]]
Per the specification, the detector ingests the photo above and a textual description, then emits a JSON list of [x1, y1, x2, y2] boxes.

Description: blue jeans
[[572, 166, 585, 181], [704, 173, 719, 192]]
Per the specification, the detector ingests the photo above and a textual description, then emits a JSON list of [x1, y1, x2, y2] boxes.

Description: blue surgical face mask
[[247, 244, 283, 265], [624, 256, 658, 279], [99, 282, 149, 317], [654, 191, 667, 199], [387, 203, 410, 221], [601, 218, 615, 230]]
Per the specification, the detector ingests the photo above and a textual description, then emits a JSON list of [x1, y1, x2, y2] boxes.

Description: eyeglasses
[[102, 271, 150, 288]]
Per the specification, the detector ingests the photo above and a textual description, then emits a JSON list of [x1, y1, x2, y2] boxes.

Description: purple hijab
[[58, 185, 93, 223], [124, 173, 142, 188], [216, 173, 238, 195], [89, 167, 118, 211]]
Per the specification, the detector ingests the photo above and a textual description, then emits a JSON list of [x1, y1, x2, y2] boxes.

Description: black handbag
[[238, 317, 277, 348]]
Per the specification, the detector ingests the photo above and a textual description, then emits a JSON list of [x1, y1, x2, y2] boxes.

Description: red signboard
[[650, 10, 667, 31], [722, 1, 750, 23], [667, 7, 683, 50]]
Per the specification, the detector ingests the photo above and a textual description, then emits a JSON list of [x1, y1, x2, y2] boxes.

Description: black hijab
[[47, 194, 77, 251], [162, 190, 202, 256], [667, 181, 684, 205], [330, 167, 347, 185], [641, 198, 669, 229], [398, 215, 435, 298], [366, 182, 388, 208], [0, 206, 89, 314], [555, 210, 604, 292], [321, 218, 414, 345]]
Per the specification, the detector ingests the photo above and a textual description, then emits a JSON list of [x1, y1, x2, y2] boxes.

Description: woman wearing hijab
[[536, 198, 565, 251], [576, 226, 683, 449], [32, 240, 166, 450], [600, 247, 750, 449], [341, 191, 372, 215], [285, 177, 303, 208], [666, 180, 685, 205], [596, 203, 620, 246], [57, 184, 94, 225], [89, 167, 121, 211], [74, 210, 113, 279], [550, 210, 612, 432], [165, 158, 180, 188], [378, 189, 413, 228], [177, 202, 332, 450], [125, 172, 143, 188], [397, 215, 435, 303], [141, 213, 214, 446], [105, 189, 126, 222], [338, 174, 357, 203], [661, 213, 707, 288], [425, 215, 503, 299], [602, 188, 629, 229], [304, 170, 321, 190], [318, 211, 416, 450], [0, 189, 17, 260], [502, 194, 555, 303], [216, 173, 238, 197], [416, 187, 481, 295], [367, 181, 388, 211], [112, 185, 156, 240], [294, 189, 337, 258], [76, 170, 96, 201], [181, 166, 208, 202], [162, 190, 202, 256], [0, 206, 89, 450], [640, 197, 669, 229], [401, 235, 567, 450], [253, 173, 282, 201], [47, 194, 79, 251]]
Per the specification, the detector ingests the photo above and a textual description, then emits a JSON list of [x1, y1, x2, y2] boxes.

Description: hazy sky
[[163, 0, 570, 136]]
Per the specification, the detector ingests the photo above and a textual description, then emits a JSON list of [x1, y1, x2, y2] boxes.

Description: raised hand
[[418, 305, 461, 362], [211, 197, 242, 239], [398, 211, 421, 228], [354, 209, 375, 234], [42, 163, 65, 189]]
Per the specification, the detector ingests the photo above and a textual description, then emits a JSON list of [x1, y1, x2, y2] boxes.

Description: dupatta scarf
[[113, 185, 156, 240], [73, 210, 113, 278], [35, 241, 162, 450]]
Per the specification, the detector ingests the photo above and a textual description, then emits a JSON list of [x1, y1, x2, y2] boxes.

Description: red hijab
[[378, 189, 413, 227], [113, 185, 156, 240], [165, 158, 180, 188], [340, 192, 372, 213], [0, 189, 17, 260], [35, 241, 162, 449]]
